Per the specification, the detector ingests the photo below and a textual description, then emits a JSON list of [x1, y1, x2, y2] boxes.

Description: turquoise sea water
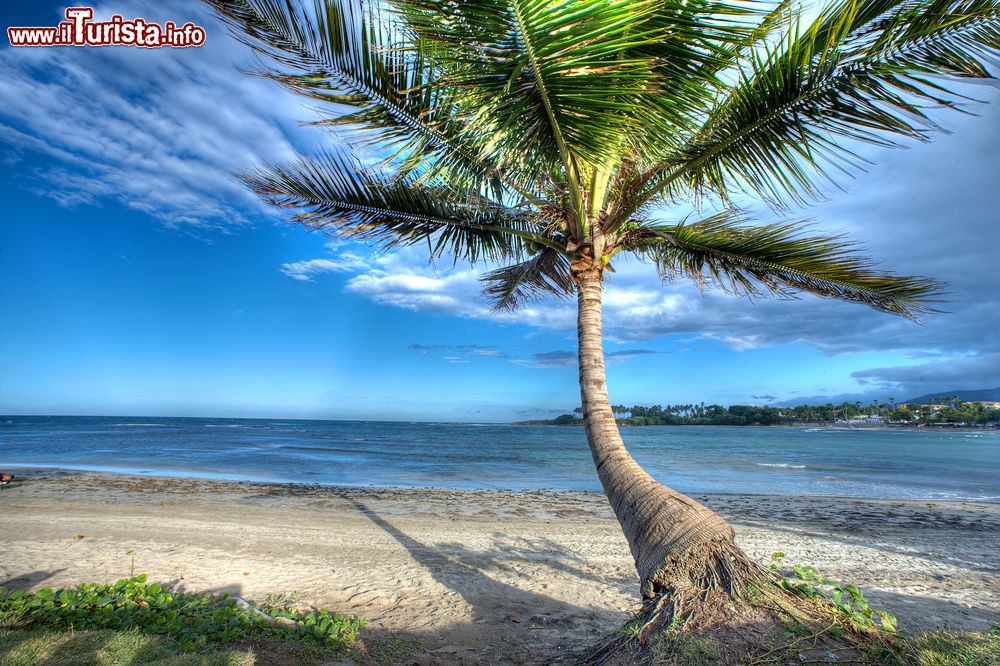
[[1, 416, 997, 501]]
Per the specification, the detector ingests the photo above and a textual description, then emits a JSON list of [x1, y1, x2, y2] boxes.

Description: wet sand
[[1, 471, 997, 664]]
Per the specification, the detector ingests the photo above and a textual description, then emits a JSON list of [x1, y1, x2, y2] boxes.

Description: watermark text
[[7, 7, 206, 48]]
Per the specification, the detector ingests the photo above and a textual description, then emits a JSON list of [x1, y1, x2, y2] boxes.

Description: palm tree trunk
[[574, 265, 754, 600]]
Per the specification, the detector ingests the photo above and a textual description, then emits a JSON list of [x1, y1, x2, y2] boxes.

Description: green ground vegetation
[[2, 572, 997, 664], [0, 629, 253, 666], [905, 627, 1000, 666], [0, 575, 364, 655]]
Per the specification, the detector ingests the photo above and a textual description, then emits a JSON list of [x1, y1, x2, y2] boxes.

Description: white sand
[[0, 472, 997, 664]]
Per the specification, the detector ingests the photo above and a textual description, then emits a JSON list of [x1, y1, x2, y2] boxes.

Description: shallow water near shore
[[1, 415, 998, 501]]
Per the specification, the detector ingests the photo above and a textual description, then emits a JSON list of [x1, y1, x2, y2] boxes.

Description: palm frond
[[481, 247, 574, 311], [701, 0, 794, 77], [242, 151, 551, 263], [206, 0, 530, 199], [511, 0, 664, 164], [400, 0, 666, 195], [614, 0, 1000, 222], [624, 0, 783, 158], [629, 212, 945, 320]]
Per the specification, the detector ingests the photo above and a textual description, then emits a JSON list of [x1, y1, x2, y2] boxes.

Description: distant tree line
[[517, 398, 1000, 427]]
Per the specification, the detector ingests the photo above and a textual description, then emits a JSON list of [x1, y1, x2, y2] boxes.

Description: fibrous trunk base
[[638, 539, 765, 634], [576, 542, 873, 666]]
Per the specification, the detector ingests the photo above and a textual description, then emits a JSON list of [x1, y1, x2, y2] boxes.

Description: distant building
[[843, 415, 885, 424]]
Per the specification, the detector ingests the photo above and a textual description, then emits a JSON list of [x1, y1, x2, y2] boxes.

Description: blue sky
[[1, 0, 998, 421]]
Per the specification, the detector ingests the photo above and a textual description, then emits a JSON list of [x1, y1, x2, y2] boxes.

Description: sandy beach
[[1, 471, 997, 664]]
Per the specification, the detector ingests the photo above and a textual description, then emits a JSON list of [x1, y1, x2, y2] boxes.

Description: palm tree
[[207, 0, 998, 634]]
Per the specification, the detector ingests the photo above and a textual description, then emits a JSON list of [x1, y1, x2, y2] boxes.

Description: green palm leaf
[[622, 0, 783, 158], [403, 0, 671, 234], [615, 0, 1000, 219], [206, 0, 532, 199], [629, 212, 944, 319], [481, 247, 574, 311], [242, 151, 551, 263]]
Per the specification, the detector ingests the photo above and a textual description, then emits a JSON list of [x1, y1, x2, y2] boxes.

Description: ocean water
[[1, 416, 997, 501]]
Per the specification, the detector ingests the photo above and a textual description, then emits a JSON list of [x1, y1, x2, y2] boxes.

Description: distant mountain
[[902, 387, 1000, 404], [773, 390, 892, 407], [774, 387, 1000, 407]]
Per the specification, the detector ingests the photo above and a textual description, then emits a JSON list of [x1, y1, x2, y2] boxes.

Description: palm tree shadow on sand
[[0, 569, 66, 589], [345, 497, 629, 663]]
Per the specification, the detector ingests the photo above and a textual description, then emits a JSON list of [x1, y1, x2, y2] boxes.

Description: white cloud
[[280, 259, 341, 282], [0, 0, 315, 231], [346, 269, 485, 311], [280, 251, 371, 281], [851, 352, 1000, 390], [300, 223, 997, 362], [409, 344, 507, 359], [512, 349, 660, 368], [271, 210, 998, 384]]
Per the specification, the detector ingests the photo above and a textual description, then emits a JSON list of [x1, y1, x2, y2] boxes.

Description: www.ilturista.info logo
[[7, 7, 206, 48]]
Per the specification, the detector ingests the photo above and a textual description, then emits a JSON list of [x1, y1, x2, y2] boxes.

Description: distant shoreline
[[3, 415, 997, 430], [511, 420, 1000, 432], [3, 465, 998, 504]]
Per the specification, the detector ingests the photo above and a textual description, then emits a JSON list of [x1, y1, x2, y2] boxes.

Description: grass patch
[[0, 576, 364, 653], [780, 617, 813, 639], [902, 629, 1000, 666], [364, 638, 424, 663], [679, 637, 723, 665], [0, 628, 253, 665], [286, 643, 339, 664]]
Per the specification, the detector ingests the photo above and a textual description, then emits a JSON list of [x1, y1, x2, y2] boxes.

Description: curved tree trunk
[[573, 265, 756, 600]]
